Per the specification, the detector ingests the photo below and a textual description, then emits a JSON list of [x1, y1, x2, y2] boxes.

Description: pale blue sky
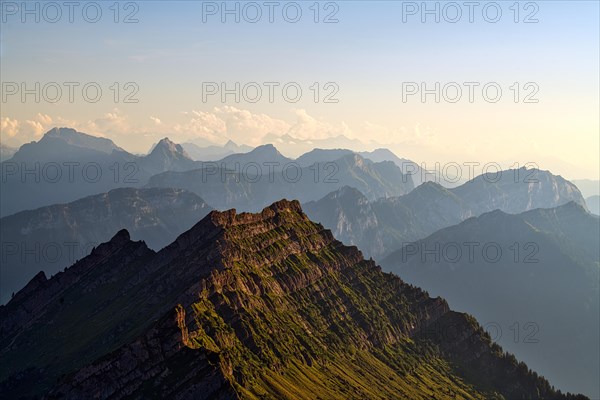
[[1, 1, 599, 178]]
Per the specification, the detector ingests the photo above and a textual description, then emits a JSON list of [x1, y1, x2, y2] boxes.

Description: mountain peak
[[110, 228, 131, 243], [265, 198, 303, 214], [454, 167, 588, 212], [217, 142, 290, 165], [16, 271, 48, 297], [369, 148, 398, 158], [206, 199, 305, 229], [414, 180, 446, 192], [224, 139, 237, 148], [44, 127, 78, 138], [152, 137, 185, 153], [254, 143, 278, 152], [35, 127, 122, 154], [89, 228, 135, 258], [144, 138, 193, 167]]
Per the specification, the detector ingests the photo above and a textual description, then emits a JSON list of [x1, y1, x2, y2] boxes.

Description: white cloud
[[286, 108, 352, 140], [150, 116, 162, 125], [36, 113, 53, 125], [170, 106, 290, 145], [172, 109, 227, 143], [84, 109, 130, 135], [0, 108, 381, 153], [23, 120, 46, 137], [1, 117, 20, 139], [1, 114, 55, 145], [214, 106, 289, 145]]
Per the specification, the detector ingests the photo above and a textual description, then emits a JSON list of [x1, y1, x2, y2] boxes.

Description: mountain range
[[180, 140, 253, 161], [261, 132, 368, 158], [295, 148, 440, 187], [1, 126, 597, 397], [0, 129, 201, 217], [0, 201, 587, 399], [1, 128, 420, 217], [382, 202, 600, 398], [0, 187, 211, 304], [304, 169, 587, 259], [3, 165, 584, 308], [147, 152, 415, 211]]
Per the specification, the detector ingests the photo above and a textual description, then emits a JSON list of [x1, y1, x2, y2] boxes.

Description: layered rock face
[[0, 201, 587, 399]]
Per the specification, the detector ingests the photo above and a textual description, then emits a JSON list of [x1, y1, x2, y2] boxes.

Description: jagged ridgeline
[[0, 201, 587, 399]]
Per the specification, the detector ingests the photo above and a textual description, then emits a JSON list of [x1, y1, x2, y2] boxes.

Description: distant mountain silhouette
[[359, 148, 438, 187], [0, 187, 211, 303], [295, 148, 354, 167], [0, 128, 203, 217], [304, 168, 587, 259], [146, 153, 414, 211], [181, 140, 253, 161], [138, 138, 197, 175], [296, 147, 454, 187], [217, 143, 293, 169]]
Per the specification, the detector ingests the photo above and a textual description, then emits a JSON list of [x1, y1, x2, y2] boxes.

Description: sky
[[1, 0, 599, 179]]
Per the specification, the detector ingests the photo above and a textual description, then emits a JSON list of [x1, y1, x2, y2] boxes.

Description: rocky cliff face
[[0, 201, 587, 399]]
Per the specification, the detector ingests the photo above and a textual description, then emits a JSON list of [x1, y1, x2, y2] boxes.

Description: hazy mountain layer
[[304, 168, 587, 259], [382, 202, 600, 398], [181, 140, 253, 161], [0, 187, 211, 303], [147, 153, 414, 211], [0, 129, 199, 217]]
